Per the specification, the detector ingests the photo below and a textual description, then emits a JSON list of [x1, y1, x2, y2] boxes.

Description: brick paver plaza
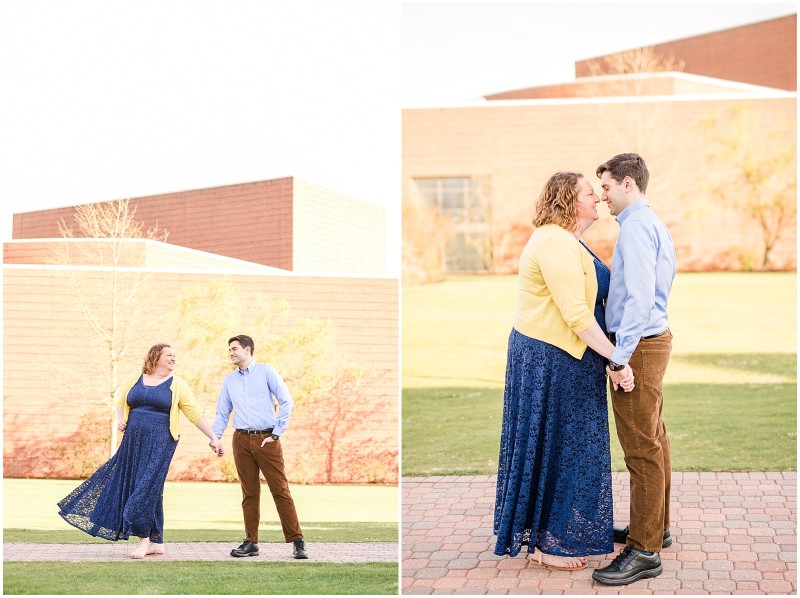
[[3, 541, 398, 563], [402, 472, 796, 595]]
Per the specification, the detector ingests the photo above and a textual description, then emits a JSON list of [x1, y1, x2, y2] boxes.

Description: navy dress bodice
[[580, 240, 611, 335], [127, 375, 173, 414]]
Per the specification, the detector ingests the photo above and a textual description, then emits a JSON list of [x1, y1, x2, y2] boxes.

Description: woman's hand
[[607, 364, 635, 392], [209, 439, 223, 457], [117, 421, 127, 432]]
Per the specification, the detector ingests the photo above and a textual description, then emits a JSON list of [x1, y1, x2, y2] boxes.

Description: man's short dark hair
[[596, 152, 649, 194], [228, 334, 255, 355]]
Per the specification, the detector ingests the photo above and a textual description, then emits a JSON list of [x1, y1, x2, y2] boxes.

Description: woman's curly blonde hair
[[142, 343, 171, 374], [531, 171, 582, 231]]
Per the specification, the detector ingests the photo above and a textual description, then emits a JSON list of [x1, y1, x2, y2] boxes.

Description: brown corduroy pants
[[232, 430, 303, 543], [610, 331, 673, 553]]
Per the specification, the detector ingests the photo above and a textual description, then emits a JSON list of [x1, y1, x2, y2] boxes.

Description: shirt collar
[[616, 197, 649, 225], [238, 359, 257, 374]]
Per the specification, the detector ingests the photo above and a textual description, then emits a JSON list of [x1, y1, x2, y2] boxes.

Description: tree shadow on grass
[[402, 377, 796, 477], [670, 352, 796, 379]]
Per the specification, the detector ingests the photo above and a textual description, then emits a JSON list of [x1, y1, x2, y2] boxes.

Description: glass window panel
[[444, 232, 487, 273], [440, 190, 464, 211], [413, 177, 490, 273]]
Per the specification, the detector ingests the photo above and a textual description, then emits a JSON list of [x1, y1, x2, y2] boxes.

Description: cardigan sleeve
[[175, 376, 203, 425], [537, 235, 596, 335]]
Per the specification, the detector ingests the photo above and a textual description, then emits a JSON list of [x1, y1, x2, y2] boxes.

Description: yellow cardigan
[[116, 373, 203, 440], [513, 224, 598, 359]]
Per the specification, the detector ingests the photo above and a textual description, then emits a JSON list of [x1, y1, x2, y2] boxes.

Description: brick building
[[4, 177, 398, 484], [402, 14, 797, 279], [12, 176, 387, 275]]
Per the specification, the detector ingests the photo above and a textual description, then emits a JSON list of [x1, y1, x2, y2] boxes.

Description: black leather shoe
[[230, 540, 259, 558], [613, 526, 673, 548], [293, 538, 308, 559], [592, 545, 662, 585]]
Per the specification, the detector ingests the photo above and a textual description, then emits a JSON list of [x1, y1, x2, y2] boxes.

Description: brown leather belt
[[608, 328, 669, 344]]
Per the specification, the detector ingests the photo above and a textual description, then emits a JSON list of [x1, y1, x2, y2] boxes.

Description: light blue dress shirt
[[606, 198, 677, 365], [212, 360, 294, 439]]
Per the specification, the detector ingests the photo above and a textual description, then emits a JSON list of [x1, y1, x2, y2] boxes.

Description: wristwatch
[[271, 434, 280, 441], [608, 361, 625, 372]]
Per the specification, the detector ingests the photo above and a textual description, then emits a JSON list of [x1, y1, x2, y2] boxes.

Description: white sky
[[2, 1, 796, 274], [403, 2, 797, 106], [0, 1, 401, 271]]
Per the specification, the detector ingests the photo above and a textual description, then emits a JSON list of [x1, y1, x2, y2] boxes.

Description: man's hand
[[209, 440, 224, 457], [260, 436, 276, 448], [607, 364, 635, 392]]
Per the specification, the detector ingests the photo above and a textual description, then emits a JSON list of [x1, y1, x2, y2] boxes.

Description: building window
[[415, 177, 490, 273]]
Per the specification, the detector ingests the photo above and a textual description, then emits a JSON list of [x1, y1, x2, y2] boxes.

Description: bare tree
[[402, 191, 449, 284], [53, 199, 168, 457], [173, 278, 337, 408], [702, 104, 797, 270], [303, 367, 395, 483], [581, 46, 688, 204], [583, 46, 686, 96]]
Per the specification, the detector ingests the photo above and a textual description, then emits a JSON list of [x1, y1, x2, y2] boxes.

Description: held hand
[[209, 440, 223, 457], [606, 365, 633, 391], [606, 365, 620, 390], [260, 437, 275, 448], [118, 422, 127, 432], [619, 364, 635, 392]]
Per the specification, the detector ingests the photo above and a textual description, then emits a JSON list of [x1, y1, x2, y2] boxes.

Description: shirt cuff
[[610, 347, 630, 366]]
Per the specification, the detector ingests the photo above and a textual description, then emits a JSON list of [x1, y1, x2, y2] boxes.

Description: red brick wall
[[3, 257, 399, 483], [576, 14, 797, 91], [12, 178, 296, 270]]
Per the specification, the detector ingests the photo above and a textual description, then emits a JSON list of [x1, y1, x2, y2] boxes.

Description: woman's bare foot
[[131, 538, 150, 559], [530, 551, 587, 569], [146, 543, 166, 556]]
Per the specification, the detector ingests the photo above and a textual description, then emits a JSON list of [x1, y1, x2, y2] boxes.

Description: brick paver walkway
[[3, 541, 397, 563], [402, 472, 796, 595]]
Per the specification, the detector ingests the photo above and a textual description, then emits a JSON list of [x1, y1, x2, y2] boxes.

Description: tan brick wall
[[12, 178, 296, 270], [292, 179, 387, 274], [3, 258, 399, 484], [402, 95, 796, 272], [576, 14, 797, 91], [3, 239, 284, 272]]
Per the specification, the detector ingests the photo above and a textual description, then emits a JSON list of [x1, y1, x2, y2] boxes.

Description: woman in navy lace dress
[[493, 172, 634, 570], [58, 343, 223, 559]]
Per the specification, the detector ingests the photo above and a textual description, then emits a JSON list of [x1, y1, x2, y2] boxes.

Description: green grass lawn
[[4, 479, 397, 534], [402, 272, 797, 476], [3, 562, 397, 595], [3, 479, 398, 594]]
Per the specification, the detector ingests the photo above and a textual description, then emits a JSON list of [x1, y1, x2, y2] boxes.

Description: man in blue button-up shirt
[[212, 334, 307, 560], [591, 154, 676, 586]]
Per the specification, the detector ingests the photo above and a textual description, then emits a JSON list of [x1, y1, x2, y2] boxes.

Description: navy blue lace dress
[[493, 242, 613, 558], [57, 375, 178, 543]]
